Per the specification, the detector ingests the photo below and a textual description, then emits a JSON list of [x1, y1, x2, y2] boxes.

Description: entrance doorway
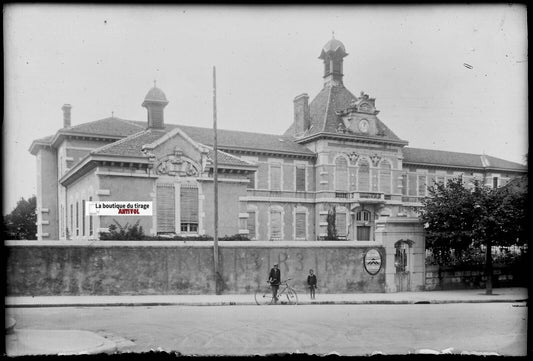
[[394, 239, 414, 291]]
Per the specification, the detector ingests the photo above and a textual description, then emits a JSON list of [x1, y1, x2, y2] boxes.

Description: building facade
[[29, 37, 526, 292]]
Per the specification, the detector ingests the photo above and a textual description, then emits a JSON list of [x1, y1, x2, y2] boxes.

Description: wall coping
[[4, 240, 385, 249]]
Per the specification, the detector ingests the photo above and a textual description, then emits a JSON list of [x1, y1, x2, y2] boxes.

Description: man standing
[[268, 264, 281, 303]]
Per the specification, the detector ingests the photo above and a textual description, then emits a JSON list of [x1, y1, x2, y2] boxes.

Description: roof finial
[[332, 30, 335, 39], [153, 79, 157, 88], [111, 110, 114, 118]]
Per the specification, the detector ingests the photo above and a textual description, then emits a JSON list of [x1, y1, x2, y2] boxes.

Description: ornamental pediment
[[155, 150, 200, 177]]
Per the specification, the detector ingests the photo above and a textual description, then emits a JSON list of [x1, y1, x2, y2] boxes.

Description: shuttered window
[[82, 200, 86, 236], [401, 174, 408, 195], [379, 161, 391, 194], [270, 164, 281, 191], [270, 210, 282, 239], [180, 185, 198, 233], [357, 160, 370, 191], [296, 166, 306, 191], [70, 204, 73, 236], [336, 212, 347, 237], [295, 212, 306, 239], [335, 157, 348, 191], [247, 211, 256, 239], [157, 184, 175, 233], [76, 202, 79, 236]]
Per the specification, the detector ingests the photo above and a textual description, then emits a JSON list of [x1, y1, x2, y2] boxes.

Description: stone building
[[29, 37, 526, 292]]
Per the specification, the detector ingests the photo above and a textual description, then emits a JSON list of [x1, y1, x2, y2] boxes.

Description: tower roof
[[319, 37, 348, 59], [142, 86, 168, 105]]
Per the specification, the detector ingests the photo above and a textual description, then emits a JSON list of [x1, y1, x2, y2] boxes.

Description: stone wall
[[425, 264, 526, 290], [5, 241, 387, 296]]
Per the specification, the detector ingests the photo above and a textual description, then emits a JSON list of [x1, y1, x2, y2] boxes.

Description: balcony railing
[[351, 191, 385, 203]]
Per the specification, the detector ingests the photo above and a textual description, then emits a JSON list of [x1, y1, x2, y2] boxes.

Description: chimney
[[293, 93, 310, 134], [62, 104, 72, 128]]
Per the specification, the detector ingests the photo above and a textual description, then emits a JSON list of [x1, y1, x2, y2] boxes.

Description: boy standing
[[307, 269, 317, 300]]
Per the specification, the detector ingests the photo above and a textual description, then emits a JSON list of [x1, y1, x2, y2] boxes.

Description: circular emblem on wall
[[364, 248, 382, 275]]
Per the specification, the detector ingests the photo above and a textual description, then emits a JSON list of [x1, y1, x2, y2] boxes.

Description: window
[[296, 166, 306, 191], [76, 202, 79, 236], [82, 200, 86, 236], [408, 173, 417, 196], [70, 204, 73, 237], [493, 177, 499, 188], [401, 174, 408, 195], [157, 184, 176, 234], [270, 210, 282, 239], [60, 205, 65, 237], [247, 211, 256, 239], [89, 197, 93, 236], [247, 172, 255, 189], [180, 185, 198, 233], [356, 210, 371, 222], [295, 212, 306, 239], [335, 157, 348, 191], [270, 164, 281, 191], [336, 212, 347, 238], [357, 160, 370, 191], [379, 161, 392, 194], [418, 175, 427, 197]]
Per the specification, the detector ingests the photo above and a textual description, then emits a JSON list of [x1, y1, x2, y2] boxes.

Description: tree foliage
[[3, 196, 37, 240], [99, 219, 145, 240], [421, 177, 527, 264]]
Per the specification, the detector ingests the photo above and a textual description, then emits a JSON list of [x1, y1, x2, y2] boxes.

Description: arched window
[[335, 156, 348, 191], [357, 159, 370, 191], [379, 161, 392, 194]]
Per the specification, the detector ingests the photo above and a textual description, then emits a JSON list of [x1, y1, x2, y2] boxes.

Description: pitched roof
[[91, 129, 166, 157], [90, 128, 255, 168], [173, 124, 315, 156], [286, 85, 404, 143], [403, 147, 526, 172], [65, 117, 145, 137]]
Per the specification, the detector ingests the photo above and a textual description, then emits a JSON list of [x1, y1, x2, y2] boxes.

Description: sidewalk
[[5, 287, 527, 308], [5, 288, 527, 356]]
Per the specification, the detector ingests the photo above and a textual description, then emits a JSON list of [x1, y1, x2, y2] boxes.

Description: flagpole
[[212, 66, 221, 295]]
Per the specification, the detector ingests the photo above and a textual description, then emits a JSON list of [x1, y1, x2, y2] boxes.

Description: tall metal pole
[[212, 66, 221, 294]]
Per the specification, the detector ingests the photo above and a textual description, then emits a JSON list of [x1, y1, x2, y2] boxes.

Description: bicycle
[[254, 278, 298, 305]]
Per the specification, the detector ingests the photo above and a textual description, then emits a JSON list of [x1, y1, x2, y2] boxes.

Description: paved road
[[6, 303, 527, 356]]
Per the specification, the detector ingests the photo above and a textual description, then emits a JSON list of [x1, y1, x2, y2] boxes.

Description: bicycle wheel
[[282, 287, 298, 305], [254, 286, 274, 305]]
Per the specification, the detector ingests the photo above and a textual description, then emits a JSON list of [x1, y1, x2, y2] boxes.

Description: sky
[[3, 4, 528, 214]]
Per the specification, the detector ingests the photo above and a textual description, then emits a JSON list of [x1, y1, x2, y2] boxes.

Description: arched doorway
[[394, 239, 414, 291]]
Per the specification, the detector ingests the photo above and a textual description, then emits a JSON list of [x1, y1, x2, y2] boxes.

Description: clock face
[[359, 119, 369, 133]]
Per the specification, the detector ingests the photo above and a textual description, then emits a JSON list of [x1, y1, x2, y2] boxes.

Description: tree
[[326, 206, 337, 240], [421, 177, 527, 295], [3, 196, 37, 240]]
